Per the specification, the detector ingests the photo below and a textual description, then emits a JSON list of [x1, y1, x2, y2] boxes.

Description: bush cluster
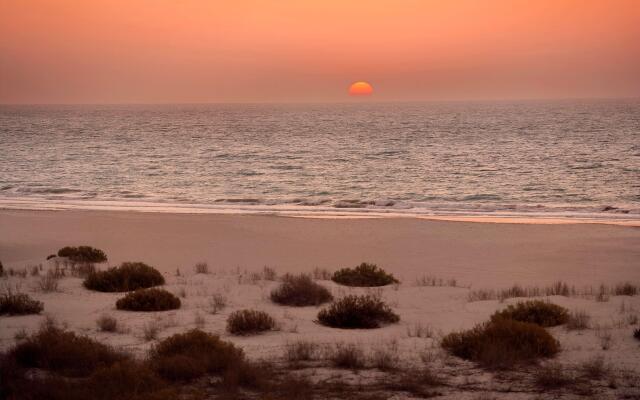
[[116, 288, 181, 312], [83, 262, 165, 292], [317, 295, 400, 329], [331, 263, 399, 287], [491, 300, 569, 327], [57, 246, 108, 263], [226, 309, 276, 335], [441, 318, 560, 369], [270, 274, 333, 306], [149, 329, 244, 381], [0, 292, 44, 315]]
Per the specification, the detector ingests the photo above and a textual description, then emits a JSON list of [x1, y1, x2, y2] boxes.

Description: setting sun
[[348, 81, 374, 96]]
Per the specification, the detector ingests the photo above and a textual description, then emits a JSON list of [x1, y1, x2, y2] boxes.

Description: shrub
[[116, 288, 181, 312], [615, 282, 638, 296], [270, 274, 333, 306], [9, 324, 126, 377], [533, 362, 573, 390], [37, 271, 60, 292], [194, 262, 209, 274], [328, 343, 366, 369], [83, 262, 165, 292], [57, 246, 107, 263], [209, 292, 227, 314], [227, 309, 275, 335], [331, 262, 399, 287], [580, 356, 608, 380], [0, 292, 43, 315], [149, 329, 244, 381], [565, 310, 590, 331], [491, 300, 569, 327], [142, 320, 161, 341], [96, 314, 118, 332], [634, 328, 640, 341], [284, 340, 318, 363], [441, 318, 560, 369], [317, 295, 400, 329]]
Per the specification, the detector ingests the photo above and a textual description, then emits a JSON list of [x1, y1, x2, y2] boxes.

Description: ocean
[[1, 100, 639, 221]]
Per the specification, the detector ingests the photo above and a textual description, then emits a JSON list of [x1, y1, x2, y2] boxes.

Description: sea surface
[[1, 101, 639, 221]]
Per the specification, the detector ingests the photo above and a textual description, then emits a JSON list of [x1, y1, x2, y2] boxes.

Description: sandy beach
[[1, 209, 639, 288]]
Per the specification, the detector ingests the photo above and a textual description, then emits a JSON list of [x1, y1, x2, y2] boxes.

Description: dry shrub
[[285, 340, 318, 363], [407, 323, 436, 338], [226, 309, 275, 335], [312, 267, 332, 280], [441, 318, 560, 369], [57, 246, 107, 263], [580, 356, 608, 380], [149, 329, 244, 382], [209, 292, 227, 314], [116, 288, 181, 312], [327, 343, 366, 369], [83, 262, 165, 292], [331, 262, 399, 287], [370, 341, 400, 371], [491, 300, 569, 327], [37, 271, 60, 292], [566, 310, 590, 330], [9, 323, 126, 377], [194, 312, 205, 329], [0, 291, 43, 315], [317, 294, 400, 329], [534, 362, 573, 390], [270, 274, 333, 306], [69, 263, 96, 278], [615, 282, 638, 296], [96, 314, 118, 332], [142, 320, 161, 341], [384, 367, 443, 397], [194, 262, 209, 274], [633, 328, 640, 341]]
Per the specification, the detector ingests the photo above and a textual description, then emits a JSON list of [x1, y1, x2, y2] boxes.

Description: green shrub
[[0, 292, 44, 315], [9, 323, 126, 377], [270, 274, 333, 306], [226, 309, 276, 335], [441, 318, 560, 369], [116, 288, 181, 312], [317, 295, 400, 329], [331, 263, 398, 287], [83, 262, 164, 292], [491, 300, 569, 327], [57, 246, 108, 263], [149, 329, 244, 381]]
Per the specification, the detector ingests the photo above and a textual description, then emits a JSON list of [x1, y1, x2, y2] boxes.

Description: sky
[[1, 0, 639, 103]]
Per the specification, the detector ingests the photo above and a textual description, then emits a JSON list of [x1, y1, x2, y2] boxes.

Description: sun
[[348, 81, 373, 96]]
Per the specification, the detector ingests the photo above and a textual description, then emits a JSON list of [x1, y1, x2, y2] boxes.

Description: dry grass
[[579, 356, 609, 380], [194, 262, 209, 274], [226, 309, 276, 335], [194, 312, 205, 329], [209, 292, 227, 314], [37, 271, 60, 292], [142, 320, 162, 341], [468, 281, 639, 303], [312, 267, 332, 280], [370, 341, 400, 371], [415, 275, 459, 287], [534, 362, 574, 390], [565, 310, 591, 330], [284, 340, 319, 364], [327, 343, 366, 370], [407, 323, 437, 338], [96, 314, 118, 332]]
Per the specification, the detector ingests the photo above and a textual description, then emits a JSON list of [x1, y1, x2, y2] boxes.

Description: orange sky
[[1, 0, 639, 103]]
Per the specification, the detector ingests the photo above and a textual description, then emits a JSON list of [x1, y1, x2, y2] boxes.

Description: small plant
[[57, 246, 107, 263], [0, 291, 43, 315], [441, 318, 560, 369], [317, 294, 400, 329], [83, 262, 165, 292], [142, 320, 161, 341], [565, 310, 590, 330], [226, 309, 276, 335], [491, 300, 569, 327], [149, 329, 244, 381], [331, 262, 399, 287], [37, 271, 60, 293], [285, 340, 318, 364], [209, 292, 227, 314], [194, 262, 209, 274], [270, 274, 333, 306], [327, 343, 366, 369], [116, 288, 181, 312], [96, 314, 118, 332], [370, 341, 400, 371]]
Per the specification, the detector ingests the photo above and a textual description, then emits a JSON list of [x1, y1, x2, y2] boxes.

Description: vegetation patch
[[634, 328, 640, 341], [331, 262, 399, 287], [8, 323, 126, 377], [83, 262, 165, 292], [0, 291, 43, 315], [57, 246, 108, 263], [491, 300, 569, 327], [226, 309, 276, 335], [149, 329, 244, 381], [441, 318, 560, 369], [116, 288, 181, 312], [317, 294, 400, 329], [270, 274, 333, 306]]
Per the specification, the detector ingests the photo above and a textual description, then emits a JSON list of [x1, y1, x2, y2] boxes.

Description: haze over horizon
[[1, 0, 639, 104]]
